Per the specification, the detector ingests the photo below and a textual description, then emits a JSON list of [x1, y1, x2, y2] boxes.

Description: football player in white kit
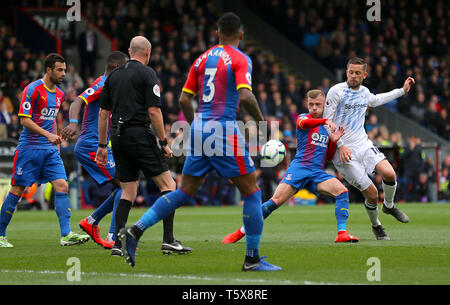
[[323, 57, 415, 240]]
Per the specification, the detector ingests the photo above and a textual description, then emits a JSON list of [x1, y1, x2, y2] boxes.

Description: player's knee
[[52, 180, 68, 193], [10, 185, 25, 197], [383, 170, 396, 183], [337, 186, 348, 197]]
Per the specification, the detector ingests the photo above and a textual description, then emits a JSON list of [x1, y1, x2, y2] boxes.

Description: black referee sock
[[382, 179, 396, 186], [161, 191, 175, 243], [114, 199, 133, 248]]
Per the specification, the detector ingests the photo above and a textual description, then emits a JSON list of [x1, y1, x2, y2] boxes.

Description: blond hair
[[306, 89, 325, 100]]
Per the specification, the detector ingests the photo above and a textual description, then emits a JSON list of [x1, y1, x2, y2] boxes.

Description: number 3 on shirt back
[[203, 68, 217, 103]]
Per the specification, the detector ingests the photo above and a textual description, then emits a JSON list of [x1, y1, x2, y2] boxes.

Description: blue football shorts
[[75, 142, 116, 185], [11, 148, 67, 187], [281, 158, 335, 194], [182, 128, 255, 179]]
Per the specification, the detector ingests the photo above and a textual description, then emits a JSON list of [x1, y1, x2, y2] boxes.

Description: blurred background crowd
[[0, 0, 448, 209]]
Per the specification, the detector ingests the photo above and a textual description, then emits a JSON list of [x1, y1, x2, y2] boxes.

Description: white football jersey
[[323, 82, 404, 149]]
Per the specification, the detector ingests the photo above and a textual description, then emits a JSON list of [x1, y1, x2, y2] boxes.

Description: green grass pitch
[[0, 203, 449, 285]]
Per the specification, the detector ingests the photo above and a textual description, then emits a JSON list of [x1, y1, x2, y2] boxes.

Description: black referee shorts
[[110, 126, 169, 182]]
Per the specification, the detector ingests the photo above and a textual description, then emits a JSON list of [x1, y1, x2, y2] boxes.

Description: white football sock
[[87, 215, 96, 225], [382, 180, 397, 209], [240, 226, 246, 234], [364, 201, 381, 227]]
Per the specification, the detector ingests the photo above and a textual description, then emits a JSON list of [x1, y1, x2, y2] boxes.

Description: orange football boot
[[335, 230, 359, 243], [79, 218, 104, 247], [222, 228, 245, 244], [103, 237, 115, 249]]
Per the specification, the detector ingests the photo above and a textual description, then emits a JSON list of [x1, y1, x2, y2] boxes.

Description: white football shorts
[[332, 139, 386, 191]]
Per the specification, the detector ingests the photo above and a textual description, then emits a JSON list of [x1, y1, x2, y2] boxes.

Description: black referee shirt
[[99, 59, 161, 129]]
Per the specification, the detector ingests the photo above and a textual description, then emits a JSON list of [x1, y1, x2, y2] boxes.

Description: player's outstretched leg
[[222, 227, 246, 244], [377, 161, 409, 223], [240, 188, 281, 271], [362, 183, 390, 240], [118, 227, 139, 267], [333, 191, 359, 243], [382, 204, 410, 223], [79, 188, 121, 247], [314, 178, 359, 243], [364, 201, 390, 240], [222, 198, 279, 244], [52, 180, 90, 246], [161, 206, 192, 254], [54, 192, 90, 246], [119, 188, 193, 266], [223, 183, 295, 245], [60, 231, 91, 246], [103, 189, 122, 249], [0, 191, 21, 248], [381, 179, 410, 223]]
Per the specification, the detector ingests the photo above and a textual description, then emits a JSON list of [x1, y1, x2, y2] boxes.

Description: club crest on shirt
[[107, 159, 115, 168]]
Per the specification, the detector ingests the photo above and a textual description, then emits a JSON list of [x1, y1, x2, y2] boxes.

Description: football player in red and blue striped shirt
[[119, 13, 281, 271], [0, 54, 89, 248], [223, 89, 359, 244], [62, 51, 128, 249]]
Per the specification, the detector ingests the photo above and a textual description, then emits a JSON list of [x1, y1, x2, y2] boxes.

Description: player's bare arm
[[368, 76, 415, 107], [20, 116, 61, 145], [179, 91, 195, 125], [238, 88, 264, 122], [95, 108, 110, 165], [61, 97, 84, 141]]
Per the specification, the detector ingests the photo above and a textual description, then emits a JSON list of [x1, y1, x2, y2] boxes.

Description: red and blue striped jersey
[[18, 79, 64, 150], [78, 75, 109, 145], [295, 113, 336, 169], [182, 44, 252, 124]]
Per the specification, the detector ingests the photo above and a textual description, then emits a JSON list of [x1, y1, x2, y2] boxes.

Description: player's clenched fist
[[95, 147, 108, 166], [402, 77, 415, 93], [47, 133, 62, 145]]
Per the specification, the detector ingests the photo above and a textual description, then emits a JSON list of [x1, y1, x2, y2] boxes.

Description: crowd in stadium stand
[[245, 0, 449, 141], [0, 0, 448, 206]]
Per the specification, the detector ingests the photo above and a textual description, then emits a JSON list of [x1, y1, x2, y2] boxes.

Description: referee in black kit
[[96, 36, 192, 255]]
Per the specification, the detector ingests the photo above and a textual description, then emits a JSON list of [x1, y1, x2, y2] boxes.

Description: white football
[[261, 139, 286, 167]]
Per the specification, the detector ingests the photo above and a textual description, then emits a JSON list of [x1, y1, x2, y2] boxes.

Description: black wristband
[[159, 138, 168, 147], [99, 143, 107, 148]]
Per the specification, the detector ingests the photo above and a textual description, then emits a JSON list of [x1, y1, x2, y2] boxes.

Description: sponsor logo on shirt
[[344, 103, 367, 110], [40, 108, 58, 120], [310, 132, 328, 148]]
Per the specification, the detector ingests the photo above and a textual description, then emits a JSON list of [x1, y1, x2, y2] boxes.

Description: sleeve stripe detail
[[79, 95, 89, 105], [182, 87, 196, 96], [18, 114, 32, 118], [237, 84, 252, 91]]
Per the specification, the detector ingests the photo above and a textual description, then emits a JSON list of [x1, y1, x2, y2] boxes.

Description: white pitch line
[[0, 269, 351, 285]]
